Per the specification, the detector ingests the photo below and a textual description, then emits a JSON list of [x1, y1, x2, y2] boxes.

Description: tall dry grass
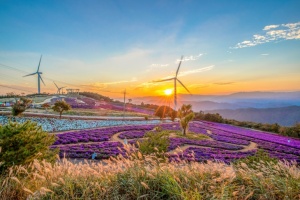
[[0, 146, 299, 200]]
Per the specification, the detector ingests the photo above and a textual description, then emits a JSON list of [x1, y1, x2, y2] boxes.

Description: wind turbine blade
[[153, 78, 174, 82], [37, 55, 42, 72], [23, 72, 37, 77], [39, 75, 46, 86], [177, 78, 192, 94], [175, 55, 184, 77], [53, 81, 59, 89]]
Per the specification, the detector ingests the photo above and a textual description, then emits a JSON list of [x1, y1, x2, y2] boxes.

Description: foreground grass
[[0, 149, 299, 200]]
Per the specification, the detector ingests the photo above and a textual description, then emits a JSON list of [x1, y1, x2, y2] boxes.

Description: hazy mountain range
[[132, 91, 300, 126], [208, 106, 300, 126]]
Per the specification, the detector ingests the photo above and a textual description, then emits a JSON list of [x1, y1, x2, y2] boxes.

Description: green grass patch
[[173, 130, 210, 140], [234, 149, 279, 169], [155, 129, 210, 141], [139, 131, 170, 156]]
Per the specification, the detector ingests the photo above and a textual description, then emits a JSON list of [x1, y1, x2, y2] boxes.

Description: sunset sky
[[0, 0, 300, 98]]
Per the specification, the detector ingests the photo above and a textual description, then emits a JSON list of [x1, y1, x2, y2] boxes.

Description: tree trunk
[[59, 111, 62, 119], [182, 127, 186, 136]]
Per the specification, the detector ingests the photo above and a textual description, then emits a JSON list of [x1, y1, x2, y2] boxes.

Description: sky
[[0, 0, 300, 99]]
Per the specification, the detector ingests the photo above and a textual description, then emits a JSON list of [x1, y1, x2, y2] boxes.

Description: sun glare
[[164, 89, 173, 96]]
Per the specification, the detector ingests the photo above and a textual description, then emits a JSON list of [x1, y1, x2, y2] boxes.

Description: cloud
[[261, 53, 269, 56], [135, 65, 213, 90], [177, 65, 214, 77], [146, 63, 169, 72], [176, 54, 204, 63], [82, 78, 137, 89], [146, 53, 205, 72], [150, 64, 169, 67], [233, 22, 300, 48], [153, 65, 214, 81], [263, 25, 279, 30], [214, 82, 235, 85]]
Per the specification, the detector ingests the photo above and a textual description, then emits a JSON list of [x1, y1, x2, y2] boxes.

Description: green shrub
[[195, 111, 224, 123], [153, 125, 162, 132], [234, 149, 278, 169], [0, 121, 58, 173], [169, 110, 177, 122], [154, 106, 175, 120], [178, 104, 195, 135], [139, 131, 170, 156], [175, 131, 209, 140], [11, 97, 32, 116]]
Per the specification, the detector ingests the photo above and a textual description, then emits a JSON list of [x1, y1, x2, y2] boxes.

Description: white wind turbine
[[23, 55, 45, 94], [53, 81, 66, 95], [154, 56, 191, 111]]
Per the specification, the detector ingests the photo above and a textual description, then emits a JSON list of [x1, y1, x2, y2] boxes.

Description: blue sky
[[0, 0, 300, 97]]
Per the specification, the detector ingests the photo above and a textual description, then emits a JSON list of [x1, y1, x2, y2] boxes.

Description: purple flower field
[[51, 121, 300, 163]]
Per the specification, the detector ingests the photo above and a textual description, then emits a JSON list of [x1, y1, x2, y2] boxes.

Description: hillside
[[207, 106, 300, 126]]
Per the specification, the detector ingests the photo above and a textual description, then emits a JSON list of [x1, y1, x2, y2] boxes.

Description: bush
[[234, 149, 278, 169], [0, 121, 58, 173], [154, 106, 174, 120], [169, 110, 177, 122], [178, 104, 195, 135], [139, 131, 170, 156], [195, 111, 224, 123], [11, 97, 32, 116]]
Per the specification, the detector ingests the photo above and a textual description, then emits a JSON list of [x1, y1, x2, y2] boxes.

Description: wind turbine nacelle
[[39, 72, 43, 74]]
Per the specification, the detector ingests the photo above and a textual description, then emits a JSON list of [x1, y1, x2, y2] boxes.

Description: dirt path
[[240, 142, 257, 152], [168, 141, 258, 154], [111, 132, 125, 143]]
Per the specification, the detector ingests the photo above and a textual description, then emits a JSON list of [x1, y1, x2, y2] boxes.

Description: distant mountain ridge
[[207, 106, 300, 126], [133, 91, 300, 110], [131, 91, 300, 126]]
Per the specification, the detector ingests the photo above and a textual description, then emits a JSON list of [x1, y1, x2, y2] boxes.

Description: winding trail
[[54, 129, 258, 154], [168, 141, 258, 154], [111, 132, 125, 143]]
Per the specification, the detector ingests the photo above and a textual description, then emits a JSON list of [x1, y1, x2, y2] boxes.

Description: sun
[[164, 89, 173, 96]]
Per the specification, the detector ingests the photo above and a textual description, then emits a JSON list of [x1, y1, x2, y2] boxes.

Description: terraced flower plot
[[51, 121, 300, 163]]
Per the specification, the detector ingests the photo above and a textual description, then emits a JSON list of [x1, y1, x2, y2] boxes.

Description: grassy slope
[[1, 151, 299, 200]]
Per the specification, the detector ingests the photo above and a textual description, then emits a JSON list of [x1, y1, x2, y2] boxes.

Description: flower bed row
[[54, 124, 155, 145], [56, 142, 125, 159], [198, 121, 300, 148], [169, 147, 257, 163], [192, 121, 300, 160]]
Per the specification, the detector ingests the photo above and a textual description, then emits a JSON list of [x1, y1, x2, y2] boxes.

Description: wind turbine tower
[[53, 81, 66, 95], [23, 55, 45, 94], [155, 56, 191, 111]]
